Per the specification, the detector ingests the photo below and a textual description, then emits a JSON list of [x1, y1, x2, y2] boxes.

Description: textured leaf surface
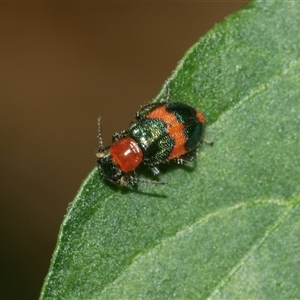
[[40, 1, 300, 299]]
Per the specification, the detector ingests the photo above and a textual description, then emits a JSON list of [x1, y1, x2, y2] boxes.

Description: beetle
[[96, 81, 208, 186]]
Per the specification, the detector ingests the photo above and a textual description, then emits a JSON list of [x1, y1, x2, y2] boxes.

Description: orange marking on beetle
[[196, 110, 205, 124], [168, 123, 186, 159], [147, 106, 187, 160]]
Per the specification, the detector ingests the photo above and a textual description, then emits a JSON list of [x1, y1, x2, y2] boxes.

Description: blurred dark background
[[0, 2, 249, 299]]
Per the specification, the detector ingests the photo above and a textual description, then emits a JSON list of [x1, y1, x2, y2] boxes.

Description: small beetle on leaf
[[96, 80, 210, 186]]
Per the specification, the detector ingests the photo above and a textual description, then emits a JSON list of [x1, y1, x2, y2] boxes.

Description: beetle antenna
[[96, 116, 105, 154]]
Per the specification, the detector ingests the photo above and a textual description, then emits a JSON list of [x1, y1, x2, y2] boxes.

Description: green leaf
[[40, 1, 300, 299]]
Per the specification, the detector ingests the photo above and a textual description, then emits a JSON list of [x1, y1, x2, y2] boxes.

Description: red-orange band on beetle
[[147, 106, 187, 160], [196, 110, 205, 124]]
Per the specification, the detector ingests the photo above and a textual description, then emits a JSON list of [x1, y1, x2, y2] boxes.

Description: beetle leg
[[135, 79, 171, 121], [204, 139, 214, 146], [162, 79, 170, 103], [149, 166, 160, 176], [112, 132, 122, 142], [112, 130, 129, 143], [136, 102, 163, 121], [175, 150, 197, 164]]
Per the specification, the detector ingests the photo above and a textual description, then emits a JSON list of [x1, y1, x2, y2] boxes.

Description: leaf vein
[[206, 204, 294, 299]]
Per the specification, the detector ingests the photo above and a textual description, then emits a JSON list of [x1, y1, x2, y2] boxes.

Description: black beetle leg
[[149, 166, 160, 176], [135, 79, 171, 121], [135, 102, 163, 121], [204, 139, 214, 146], [112, 130, 129, 143], [126, 170, 139, 186], [162, 79, 170, 103], [175, 150, 197, 165], [112, 132, 122, 143]]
